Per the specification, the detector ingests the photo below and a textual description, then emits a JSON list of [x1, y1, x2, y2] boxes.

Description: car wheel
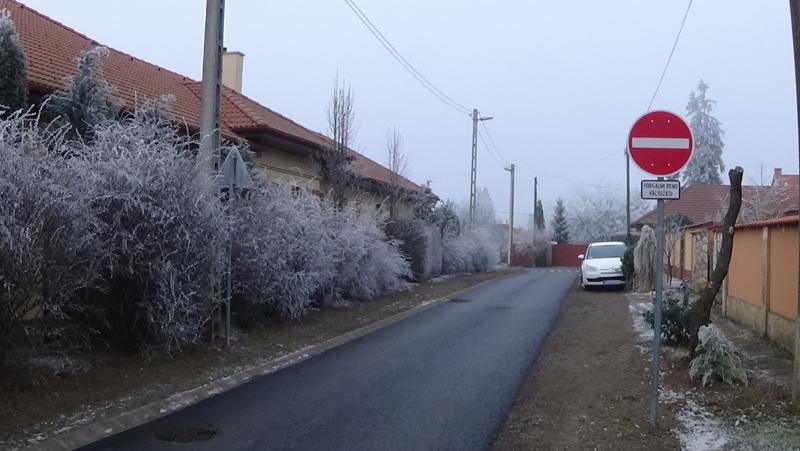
[[580, 273, 589, 290]]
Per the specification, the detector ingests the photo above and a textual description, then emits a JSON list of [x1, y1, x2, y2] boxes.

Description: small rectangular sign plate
[[641, 180, 680, 200]]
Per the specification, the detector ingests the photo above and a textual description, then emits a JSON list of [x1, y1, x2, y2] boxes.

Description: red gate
[[551, 244, 588, 267]]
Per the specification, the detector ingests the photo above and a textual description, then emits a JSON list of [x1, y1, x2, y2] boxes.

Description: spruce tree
[[552, 198, 569, 244], [682, 80, 724, 185], [534, 199, 545, 231], [0, 9, 28, 116], [47, 46, 123, 142]]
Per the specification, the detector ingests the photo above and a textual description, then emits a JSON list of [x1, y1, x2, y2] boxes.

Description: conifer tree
[[682, 80, 725, 185], [47, 46, 123, 142], [552, 198, 569, 244], [0, 10, 28, 116], [534, 199, 545, 231]]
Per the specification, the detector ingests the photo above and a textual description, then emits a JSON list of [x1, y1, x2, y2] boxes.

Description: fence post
[[762, 226, 770, 338]]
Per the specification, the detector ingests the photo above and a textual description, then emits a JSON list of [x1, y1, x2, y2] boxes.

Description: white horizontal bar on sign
[[631, 137, 690, 149]]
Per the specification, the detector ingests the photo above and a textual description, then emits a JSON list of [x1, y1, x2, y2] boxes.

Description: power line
[[479, 122, 510, 164], [647, 0, 694, 111], [515, 164, 607, 190], [477, 128, 507, 168], [343, 0, 471, 116]]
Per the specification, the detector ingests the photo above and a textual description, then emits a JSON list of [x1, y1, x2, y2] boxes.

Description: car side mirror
[[578, 254, 584, 260]]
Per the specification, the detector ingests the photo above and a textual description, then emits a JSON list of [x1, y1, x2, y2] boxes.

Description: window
[[586, 244, 625, 259]]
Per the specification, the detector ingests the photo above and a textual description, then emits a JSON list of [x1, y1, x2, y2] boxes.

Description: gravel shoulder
[[493, 284, 679, 451], [0, 269, 516, 449]]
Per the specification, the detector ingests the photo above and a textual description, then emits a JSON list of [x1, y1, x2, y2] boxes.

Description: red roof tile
[[2, 0, 423, 192], [634, 182, 800, 226]]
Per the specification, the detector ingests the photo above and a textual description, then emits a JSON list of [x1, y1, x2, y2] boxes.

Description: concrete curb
[[25, 270, 522, 451]]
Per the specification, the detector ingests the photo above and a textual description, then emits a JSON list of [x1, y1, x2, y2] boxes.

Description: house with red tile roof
[[1, 0, 423, 204], [634, 168, 799, 227]]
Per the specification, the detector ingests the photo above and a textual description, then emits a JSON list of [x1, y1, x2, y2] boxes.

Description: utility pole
[[469, 109, 493, 230], [788, 0, 800, 405], [506, 164, 515, 266], [199, 0, 225, 173], [533, 176, 538, 229], [626, 148, 632, 244]]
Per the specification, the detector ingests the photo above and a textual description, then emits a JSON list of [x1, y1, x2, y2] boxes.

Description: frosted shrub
[[689, 324, 748, 387], [0, 113, 101, 359], [324, 205, 410, 301], [77, 105, 227, 355], [442, 229, 500, 274], [230, 181, 337, 321]]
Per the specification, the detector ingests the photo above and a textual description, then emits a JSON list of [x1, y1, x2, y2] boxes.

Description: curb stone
[[23, 270, 523, 451]]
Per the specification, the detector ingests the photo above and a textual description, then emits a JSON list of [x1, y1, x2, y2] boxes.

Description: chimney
[[773, 168, 783, 185], [222, 50, 244, 94]]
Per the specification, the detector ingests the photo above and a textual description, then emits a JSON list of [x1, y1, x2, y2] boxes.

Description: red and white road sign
[[627, 111, 694, 177]]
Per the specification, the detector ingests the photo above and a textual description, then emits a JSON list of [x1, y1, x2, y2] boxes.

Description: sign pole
[[649, 184, 665, 425], [225, 153, 236, 350]]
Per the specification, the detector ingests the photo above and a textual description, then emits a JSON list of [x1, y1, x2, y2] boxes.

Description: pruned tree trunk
[[688, 166, 743, 358]]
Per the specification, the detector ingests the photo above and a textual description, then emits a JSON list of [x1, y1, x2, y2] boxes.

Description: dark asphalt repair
[[80, 268, 576, 451]]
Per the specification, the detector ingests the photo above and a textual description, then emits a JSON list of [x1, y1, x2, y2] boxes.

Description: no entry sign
[[628, 111, 693, 177]]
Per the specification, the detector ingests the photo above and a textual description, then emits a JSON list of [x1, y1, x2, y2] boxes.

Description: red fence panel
[[551, 244, 588, 267]]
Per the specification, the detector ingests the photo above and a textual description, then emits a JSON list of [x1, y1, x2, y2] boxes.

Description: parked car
[[579, 241, 626, 290]]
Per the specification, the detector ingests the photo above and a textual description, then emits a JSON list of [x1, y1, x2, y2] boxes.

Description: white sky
[[22, 0, 799, 223]]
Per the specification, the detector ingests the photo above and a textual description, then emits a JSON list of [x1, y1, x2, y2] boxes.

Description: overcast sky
[[23, 0, 799, 223]]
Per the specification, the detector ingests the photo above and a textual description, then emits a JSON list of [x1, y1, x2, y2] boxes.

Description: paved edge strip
[[24, 270, 524, 451]]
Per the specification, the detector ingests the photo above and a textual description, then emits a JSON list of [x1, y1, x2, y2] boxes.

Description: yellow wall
[[728, 228, 763, 307], [768, 226, 799, 319], [254, 147, 321, 192]]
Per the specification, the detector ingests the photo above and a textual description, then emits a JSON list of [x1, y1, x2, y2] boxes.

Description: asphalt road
[[81, 268, 577, 451]]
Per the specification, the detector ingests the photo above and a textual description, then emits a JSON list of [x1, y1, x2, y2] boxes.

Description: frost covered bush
[[232, 180, 410, 315], [323, 205, 410, 301], [76, 103, 227, 355], [442, 229, 499, 274], [0, 112, 101, 360], [230, 181, 337, 322], [690, 324, 748, 386], [633, 225, 656, 292]]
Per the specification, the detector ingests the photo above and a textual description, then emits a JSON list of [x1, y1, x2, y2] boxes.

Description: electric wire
[[343, 0, 471, 116], [647, 0, 694, 111]]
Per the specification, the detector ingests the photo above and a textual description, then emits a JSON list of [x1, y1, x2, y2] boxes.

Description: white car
[[579, 241, 626, 290]]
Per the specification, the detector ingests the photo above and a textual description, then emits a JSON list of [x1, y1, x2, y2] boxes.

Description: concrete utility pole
[[626, 148, 632, 244], [199, 0, 226, 172], [506, 164, 515, 266], [789, 0, 800, 405], [533, 177, 538, 229], [469, 109, 493, 229]]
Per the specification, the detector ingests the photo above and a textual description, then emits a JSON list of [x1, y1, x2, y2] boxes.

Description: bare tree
[[385, 126, 408, 219], [709, 179, 791, 224], [320, 75, 357, 209], [688, 167, 743, 357]]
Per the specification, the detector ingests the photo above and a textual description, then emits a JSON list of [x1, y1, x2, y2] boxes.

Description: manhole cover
[[449, 298, 471, 303], [154, 424, 220, 443]]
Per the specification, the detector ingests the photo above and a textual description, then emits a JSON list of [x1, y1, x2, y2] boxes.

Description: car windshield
[[586, 244, 625, 259]]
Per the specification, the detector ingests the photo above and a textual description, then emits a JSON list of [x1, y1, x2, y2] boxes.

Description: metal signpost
[[627, 110, 693, 426], [220, 148, 253, 349]]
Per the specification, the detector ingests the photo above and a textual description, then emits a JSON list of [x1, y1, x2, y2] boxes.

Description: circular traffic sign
[[627, 111, 694, 177]]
